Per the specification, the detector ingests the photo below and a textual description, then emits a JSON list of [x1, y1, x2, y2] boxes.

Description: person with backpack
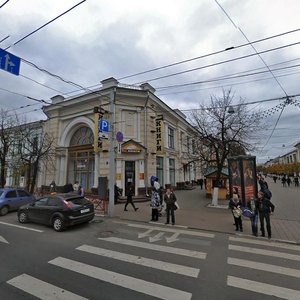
[[255, 191, 275, 239]]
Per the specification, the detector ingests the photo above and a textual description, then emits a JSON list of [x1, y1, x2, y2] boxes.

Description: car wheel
[[53, 217, 65, 232], [18, 211, 29, 223], [0, 206, 9, 216]]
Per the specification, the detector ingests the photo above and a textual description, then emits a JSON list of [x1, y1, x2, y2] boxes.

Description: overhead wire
[[0, 0, 9, 9], [4, 0, 86, 50], [214, 0, 291, 156]]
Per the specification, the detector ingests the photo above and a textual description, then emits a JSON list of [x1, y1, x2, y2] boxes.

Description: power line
[[132, 41, 300, 85], [116, 27, 300, 81], [0, 0, 9, 9], [155, 62, 300, 91], [5, 0, 86, 50]]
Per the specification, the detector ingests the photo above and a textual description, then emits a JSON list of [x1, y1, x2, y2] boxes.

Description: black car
[[18, 193, 95, 231]]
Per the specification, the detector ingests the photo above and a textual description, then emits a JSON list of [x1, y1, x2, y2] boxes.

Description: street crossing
[[5, 222, 300, 299], [227, 235, 300, 299]]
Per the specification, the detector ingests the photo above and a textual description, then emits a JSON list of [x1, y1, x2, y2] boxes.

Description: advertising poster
[[228, 156, 257, 207]]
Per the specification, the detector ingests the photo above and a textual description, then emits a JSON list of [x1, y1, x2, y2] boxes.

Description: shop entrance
[[125, 161, 135, 196]]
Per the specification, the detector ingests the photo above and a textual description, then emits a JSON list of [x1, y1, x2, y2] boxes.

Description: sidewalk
[[111, 181, 300, 244]]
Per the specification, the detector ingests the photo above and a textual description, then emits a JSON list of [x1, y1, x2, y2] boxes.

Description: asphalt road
[[1, 212, 300, 300]]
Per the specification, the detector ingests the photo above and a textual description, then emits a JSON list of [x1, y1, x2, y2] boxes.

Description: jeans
[[250, 214, 258, 235], [166, 207, 175, 224], [259, 212, 271, 237]]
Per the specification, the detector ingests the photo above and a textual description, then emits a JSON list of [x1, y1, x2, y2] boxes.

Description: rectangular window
[[168, 127, 175, 149], [169, 158, 175, 186], [156, 157, 164, 188]]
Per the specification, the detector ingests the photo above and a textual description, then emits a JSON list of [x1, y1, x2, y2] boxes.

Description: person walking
[[282, 176, 287, 187], [286, 177, 291, 187], [199, 178, 204, 190], [256, 191, 275, 239], [229, 193, 243, 232], [150, 187, 160, 221], [73, 181, 79, 192], [124, 183, 138, 211], [164, 188, 177, 225]]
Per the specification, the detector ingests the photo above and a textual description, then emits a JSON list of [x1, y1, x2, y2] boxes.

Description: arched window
[[70, 127, 93, 146]]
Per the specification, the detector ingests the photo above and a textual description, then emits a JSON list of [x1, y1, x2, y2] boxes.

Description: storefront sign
[[156, 118, 164, 154]]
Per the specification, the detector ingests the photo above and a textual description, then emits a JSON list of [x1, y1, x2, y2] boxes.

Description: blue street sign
[[0, 48, 21, 76], [99, 119, 109, 132]]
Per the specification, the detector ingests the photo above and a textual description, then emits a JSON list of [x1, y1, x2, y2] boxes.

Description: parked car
[[17, 193, 95, 231], [0, 188, 36, 216]]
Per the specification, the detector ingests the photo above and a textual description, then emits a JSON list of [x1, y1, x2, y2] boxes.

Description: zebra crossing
[[6, 224, 300, 299], [227, 236, 300, 299], [6, 225, 213, 300]]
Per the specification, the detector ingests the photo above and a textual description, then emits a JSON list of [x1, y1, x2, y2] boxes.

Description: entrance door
[[125, 161, 135, 196]]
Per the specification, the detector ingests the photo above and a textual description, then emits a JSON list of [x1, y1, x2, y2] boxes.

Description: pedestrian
[[294, 176, 299, 187], [114, 184, 121, 204], [73, 181, 79, 191], [229, 193, 243, 232], [247, 198, 258, 236], [78, 185, 85, 196], [49, 180, 56, 193], [286, 177, 291, 187], [164, 188, 177, 225], [256, 191, 275, 239], [150, 187, 160, 221], [124, 183, 138, 211], [273, 175, 277, 183], [199, 178, 204, 190], [282, 176, 287, 187]]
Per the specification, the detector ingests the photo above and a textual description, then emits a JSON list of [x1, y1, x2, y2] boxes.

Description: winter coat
[[150, 191, 160, 209], [164, 192, 177, 208], [255, 197, 275, 214]]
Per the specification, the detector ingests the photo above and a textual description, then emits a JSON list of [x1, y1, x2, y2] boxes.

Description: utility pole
[[108, 89, 116, 217]]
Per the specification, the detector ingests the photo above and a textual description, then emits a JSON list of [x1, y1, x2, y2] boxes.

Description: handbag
[[233, 207, 242, 218], [174, 202, 179, 210], [242, 208, 254, 218]]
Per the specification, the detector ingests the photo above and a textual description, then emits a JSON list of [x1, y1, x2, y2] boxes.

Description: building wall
[[40, 78, 203, 194]]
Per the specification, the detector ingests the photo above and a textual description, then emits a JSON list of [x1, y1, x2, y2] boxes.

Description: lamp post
[[108, 89, 116, 217]]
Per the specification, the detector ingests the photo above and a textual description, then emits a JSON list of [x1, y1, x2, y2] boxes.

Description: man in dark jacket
[[255, 191, 275, 239]]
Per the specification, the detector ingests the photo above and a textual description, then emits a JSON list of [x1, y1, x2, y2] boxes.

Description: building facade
[[40, 77, 202, 196]]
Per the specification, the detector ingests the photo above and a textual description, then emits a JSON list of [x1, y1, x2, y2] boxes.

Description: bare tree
[[17, 121, 55, 194], [0, 109, 21, 188], [188, 89, 262, 184]]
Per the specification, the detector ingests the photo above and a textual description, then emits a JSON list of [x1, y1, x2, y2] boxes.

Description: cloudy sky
[[1, 0, 300, 163]]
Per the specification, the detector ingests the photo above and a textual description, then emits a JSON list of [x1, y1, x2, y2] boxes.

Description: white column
[[139, 160, 145, 188]]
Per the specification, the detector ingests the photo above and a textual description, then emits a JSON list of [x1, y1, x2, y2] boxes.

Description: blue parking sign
[[99, 119, 109, 132]]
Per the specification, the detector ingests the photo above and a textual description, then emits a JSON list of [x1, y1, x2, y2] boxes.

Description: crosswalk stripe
[[98, 237, 206, 259], [126, 223, 215, 238], [77, 244, 200, 278], [7, 273, 87, 300], [227, 275, 300, 300], [49, 257, 192, 300], [228, 257, 300, 278], [0, 221, 43, 232], [229, 244, 300, 261], [229, 237, 300, 251]]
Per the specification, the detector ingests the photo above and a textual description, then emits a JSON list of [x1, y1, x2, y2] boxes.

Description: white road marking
[[138, 229, 153, 239], [227, 275, 300, 300], [229, 236, 300, 251], [99, 237, 206, 259], [49, 257, 192, 300], [77, 244, 200, 278], [0, 221, 43, 232], [149, 232, 165, 243], [228, 257, 300, 278], [166, 232, 180, 243], [0, 235, 9, 244], [124, 222, 215, 238], [229, 244, 300, 261], [7, 273, 87, 300]]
